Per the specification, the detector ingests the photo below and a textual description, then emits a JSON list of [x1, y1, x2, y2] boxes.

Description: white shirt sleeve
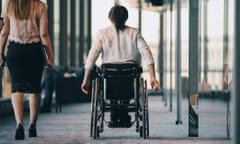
[[136, 31, 154, 65], [85, 31, 103, 70]]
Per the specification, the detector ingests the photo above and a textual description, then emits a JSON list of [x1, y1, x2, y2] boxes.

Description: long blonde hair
[[6, 0, 34, 20]]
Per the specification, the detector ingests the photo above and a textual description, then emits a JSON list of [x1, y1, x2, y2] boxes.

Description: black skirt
[[6, 41, 45, 93]]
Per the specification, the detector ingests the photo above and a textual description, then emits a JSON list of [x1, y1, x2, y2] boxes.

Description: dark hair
[[108, 5, 128, 32]]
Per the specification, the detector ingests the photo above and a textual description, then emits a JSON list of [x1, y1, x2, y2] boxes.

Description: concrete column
[[222, 0, 229, 90], [84, 0, 92, 52], [59, 0, 68, 66], [47, 0, 54, 55], [138, 0, 142, 33], [87, 0, 92, 51], [163, 11, 168, 106], [159, 13, 164, 92], [188, 0, 199, 137], [160, 12, 168, 106], [79, 0, 91, 63], [169, 0, 173, 112], [233, 0, 240, 143], [203, 0, 208, 82], [176, 0, 182, 125], [78, 0, 84, 67], [70, 0, 77, 67]]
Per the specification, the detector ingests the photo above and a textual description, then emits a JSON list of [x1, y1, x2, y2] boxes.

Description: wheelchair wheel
[[90, 80, 96, 137], [91, 78, 101, 139], [139, 79, 149, 139], [143, 80, 149, 139]]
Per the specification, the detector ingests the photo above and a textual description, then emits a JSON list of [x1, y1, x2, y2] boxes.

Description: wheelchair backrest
[[100, 63, 142, 101]]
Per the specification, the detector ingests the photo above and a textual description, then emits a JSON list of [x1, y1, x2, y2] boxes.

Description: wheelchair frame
[[90, 63, 149, 139]]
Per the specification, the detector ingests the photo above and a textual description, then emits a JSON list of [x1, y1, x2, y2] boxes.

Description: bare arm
[[136, 31, 159, 91], [0, 17, 4, 31], [81, 68, 92, 94], [0, 16, 10, 62], [39, 3, 53, 67], [148, 63, 159, 91]]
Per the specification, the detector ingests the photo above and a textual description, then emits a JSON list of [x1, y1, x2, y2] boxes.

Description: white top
[[85, 25, 154, 70], [1, 1, 48, 44]]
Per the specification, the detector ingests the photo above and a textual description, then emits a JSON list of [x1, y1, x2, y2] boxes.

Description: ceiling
[[122, 0, 188, 12], [123, 0, 167, 12]]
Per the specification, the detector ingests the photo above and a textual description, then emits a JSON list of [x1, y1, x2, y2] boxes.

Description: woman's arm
[[136, 31, 159, 91], [39, 3, 53, 67], [0, 16, 10, 62], [148, 64, 159, 91], [81, 68, 92, 94]]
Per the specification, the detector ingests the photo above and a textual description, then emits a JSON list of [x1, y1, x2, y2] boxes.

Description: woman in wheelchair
[[81, 5, 159, 128]]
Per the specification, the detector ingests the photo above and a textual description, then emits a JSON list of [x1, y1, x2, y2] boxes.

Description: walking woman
[[0, 0, 53, 140]]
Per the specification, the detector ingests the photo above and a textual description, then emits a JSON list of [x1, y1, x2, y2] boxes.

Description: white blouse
[[1, 1, 48, 44], [85, 25, 155, 70]]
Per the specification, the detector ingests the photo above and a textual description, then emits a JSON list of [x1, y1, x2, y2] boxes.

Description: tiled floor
[[0, 96, 231, 144]]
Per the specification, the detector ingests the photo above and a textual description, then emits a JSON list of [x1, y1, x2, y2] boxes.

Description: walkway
[[0, 96, 231, 144]]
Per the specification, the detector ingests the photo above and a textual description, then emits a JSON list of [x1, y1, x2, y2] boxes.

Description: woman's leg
[[28, 93, 41, 137], [29, 93, 41, 124], [11, 92, 25, 125], [11, 92, 25, 140]]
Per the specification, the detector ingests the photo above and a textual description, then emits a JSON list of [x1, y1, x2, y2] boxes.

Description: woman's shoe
[[15, 124, 25, 140], [29, 123, 37, 137]]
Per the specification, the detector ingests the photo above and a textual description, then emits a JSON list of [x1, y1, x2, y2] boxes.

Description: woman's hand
[[46, 57, 53, 69], [148, 64, 159, 91], [81, 69, 92, 95], [81, 80, 89, 95], [150, 79, 159, 91]]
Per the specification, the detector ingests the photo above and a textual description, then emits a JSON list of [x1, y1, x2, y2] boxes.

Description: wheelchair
[[90, 63, 149, 139]]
